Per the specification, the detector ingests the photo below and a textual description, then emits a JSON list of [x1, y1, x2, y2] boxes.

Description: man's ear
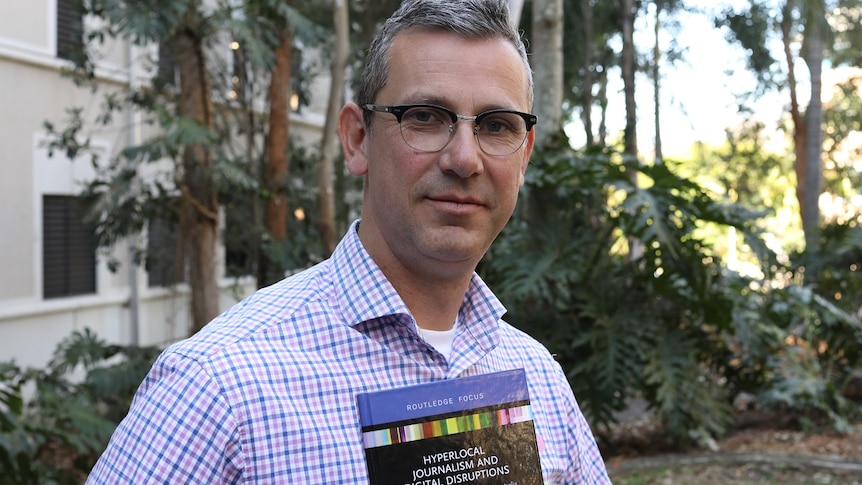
[[339, 103, 370, 176]]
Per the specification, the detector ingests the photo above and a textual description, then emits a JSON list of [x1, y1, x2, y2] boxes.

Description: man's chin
[[418, 227, 491, 263]]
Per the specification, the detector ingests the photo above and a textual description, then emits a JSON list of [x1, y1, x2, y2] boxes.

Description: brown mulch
[[718, 424, 862, 461], [601, 411, 862, 461], [600, 409, 862, 483]]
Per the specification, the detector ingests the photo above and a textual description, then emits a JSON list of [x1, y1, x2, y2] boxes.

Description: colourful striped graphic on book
[[361, 404, 533, 449]]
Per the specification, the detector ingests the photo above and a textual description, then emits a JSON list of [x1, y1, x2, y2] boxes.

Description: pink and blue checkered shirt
[[87, 221, 610, 484]]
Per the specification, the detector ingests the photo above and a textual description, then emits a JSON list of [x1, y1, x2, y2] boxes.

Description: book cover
[[356, 369, 543, 485]]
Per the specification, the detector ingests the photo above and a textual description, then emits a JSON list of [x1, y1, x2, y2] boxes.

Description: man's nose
[[438, 122, 484, 178]]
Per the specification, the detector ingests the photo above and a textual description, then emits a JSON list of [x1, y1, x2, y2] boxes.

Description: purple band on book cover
[[357, 368, 530, 427]]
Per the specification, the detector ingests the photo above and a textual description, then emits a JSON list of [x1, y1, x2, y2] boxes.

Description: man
[[87, 0, 610, 483]]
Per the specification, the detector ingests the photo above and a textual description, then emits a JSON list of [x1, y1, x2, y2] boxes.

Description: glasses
[[363, 104, 537, 157]]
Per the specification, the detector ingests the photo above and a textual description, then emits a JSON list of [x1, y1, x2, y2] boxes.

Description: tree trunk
[[522, 0, 564, 226], [616, 0, 641, 261], [580, 0, 595, 146], [318, 0, 349, 257], [508, 0, 526, 27], [531, 0, 564, 149], [259, 33, 292, 288], [802, 7, 825, 252], [780, 5, 809, 242], [174, 28, 219, 335], [653, 1, 663, 163], [618, 0, 638, 159], [598, 66, 609, 144]]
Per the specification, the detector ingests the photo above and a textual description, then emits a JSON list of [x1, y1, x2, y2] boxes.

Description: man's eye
[[404, 108, 444, 124], [481, 116, 515, 134]]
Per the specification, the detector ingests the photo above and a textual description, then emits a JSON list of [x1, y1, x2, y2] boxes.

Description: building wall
[[0, 1, 328, 369]]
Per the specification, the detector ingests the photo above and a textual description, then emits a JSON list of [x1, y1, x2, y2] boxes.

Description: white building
[[0, 0, 331, 369]]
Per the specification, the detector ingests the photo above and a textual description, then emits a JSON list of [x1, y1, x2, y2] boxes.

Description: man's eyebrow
[[398, 93, 450, 106], [397, 95, 520, 114]]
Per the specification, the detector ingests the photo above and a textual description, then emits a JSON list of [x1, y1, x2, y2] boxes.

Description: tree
[[576, 0, 597, 146], [800, 0, 827, 251], [235, 0, 331, 287], [531, 0, 565, 149], [55, 0, 237, 334], [652, 1, 664, 162], [45, 0, 329, 334], [560, 0, 617, 147], [259, 3, 295, 288], [172, 9, 221, 332], [648, 0, 688, 163], [615, 0, 639, 160], [717, 0, 862, 253], [317, 0, 350, 257], [822, 75, 862, 204]]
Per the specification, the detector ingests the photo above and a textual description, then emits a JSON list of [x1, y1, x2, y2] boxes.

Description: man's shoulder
[[166, 261, 337, 362], [495, 319, 554, 356]]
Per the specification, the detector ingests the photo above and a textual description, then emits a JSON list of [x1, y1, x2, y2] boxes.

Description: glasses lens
[[476, 112, 529, 156], [399, 106, 453, 152]]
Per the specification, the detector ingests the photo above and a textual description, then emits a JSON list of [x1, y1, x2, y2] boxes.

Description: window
[[146, 215, 186, 287], [43, 195, 97, 299], [56, 0, 84, 61]]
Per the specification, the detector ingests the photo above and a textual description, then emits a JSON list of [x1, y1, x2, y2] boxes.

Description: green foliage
[[830, 0, 862, 66], [823, 75, 862, 197], [681, 122, 794, 212], [89, 0, 192, 44], [485, 144, 751, 445], [42, 108, 93, 163], [0, 330, 160, 483], [736, 220, 862, 432], [43, 0, 342, 289], [673, 123, 803, 257], [797, 220, 862, 316], [716, 2, 778, 78], [740, 283, 862, 432], [221, 140, 354, 281], [482, 142, 862, 449]]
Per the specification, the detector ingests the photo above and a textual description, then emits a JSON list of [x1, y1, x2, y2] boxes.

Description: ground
[[603, 411, 862, 484]]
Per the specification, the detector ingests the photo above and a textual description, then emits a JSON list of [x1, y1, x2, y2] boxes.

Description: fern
[[643, 329, 732, 445]]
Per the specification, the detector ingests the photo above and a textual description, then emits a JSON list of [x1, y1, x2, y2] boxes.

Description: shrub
[[0, 329, 159, 483], [482, 144, 862, 448]]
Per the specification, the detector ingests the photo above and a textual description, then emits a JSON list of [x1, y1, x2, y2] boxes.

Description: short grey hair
[[357, 0, 533, 126]]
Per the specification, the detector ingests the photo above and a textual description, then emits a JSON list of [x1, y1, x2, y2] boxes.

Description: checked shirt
[[87, 220, 610, 484]]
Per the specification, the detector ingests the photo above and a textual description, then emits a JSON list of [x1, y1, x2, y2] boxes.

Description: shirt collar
[[331, 220, 507, 332]]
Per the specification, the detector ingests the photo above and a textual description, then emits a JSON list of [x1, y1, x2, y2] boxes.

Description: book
[[356, 369, 543, 485]]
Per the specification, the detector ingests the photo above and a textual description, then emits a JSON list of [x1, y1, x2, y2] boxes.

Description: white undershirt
[[418, 325, 458, 360]]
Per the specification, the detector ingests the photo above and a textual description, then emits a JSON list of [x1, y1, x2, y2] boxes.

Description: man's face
[[346, 29, 534, 283]]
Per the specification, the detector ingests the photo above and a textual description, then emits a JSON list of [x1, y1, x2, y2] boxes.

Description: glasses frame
[[363, 103, 537, 156]]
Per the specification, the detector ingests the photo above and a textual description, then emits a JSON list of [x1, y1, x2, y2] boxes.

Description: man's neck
[[393, 272, 471, 331], [355, 221, 478, 331]]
